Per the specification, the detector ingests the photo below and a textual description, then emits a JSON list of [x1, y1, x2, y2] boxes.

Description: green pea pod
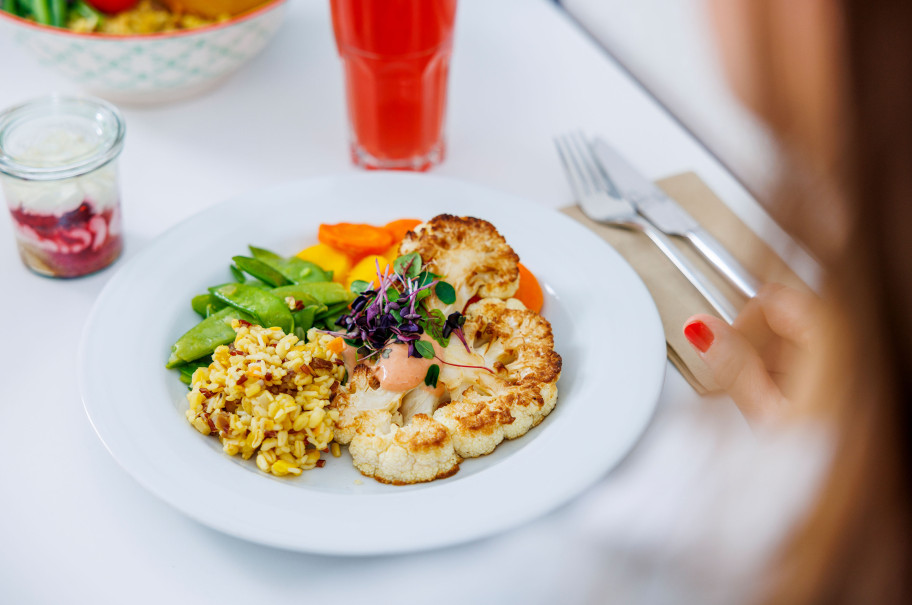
[[247, 245, 282, 262], [292, 306, 318, 340], [232, 256, 289, 287], [270, 284, 322, 307], [166, 307, 251, 368], [179, 357, 213, 385], [272, 281, 352, 306], [210, 283, 293, 333], [191, 294, 225, 317], [249, 245, 331, 283], [315, 300, 351, 321], [229, 263, 246, 283]]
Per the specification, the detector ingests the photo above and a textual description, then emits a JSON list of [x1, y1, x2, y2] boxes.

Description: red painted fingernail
[[684, 320, 714, 353]]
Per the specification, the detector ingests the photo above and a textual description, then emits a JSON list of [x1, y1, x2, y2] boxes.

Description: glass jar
[[0, 95, 125, 278]]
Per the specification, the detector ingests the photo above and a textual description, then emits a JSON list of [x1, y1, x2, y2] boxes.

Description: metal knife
[[592, 137, 761, 299]]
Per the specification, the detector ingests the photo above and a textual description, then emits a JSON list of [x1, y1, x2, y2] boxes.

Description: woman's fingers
[[734, 283, 818, 349], [684, 313, 787, 426], [754, 283, 817, 348]]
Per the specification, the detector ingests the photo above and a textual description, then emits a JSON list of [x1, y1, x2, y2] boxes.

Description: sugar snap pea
[[210, 283, 293, 333], [179, 357, 213, 385], [249, 245, 332, 283], [191, 294, 225, 318], [232, 256, 289, 287], [315, 300, 351, 321], [273, 281, 352, 306], [166, 307, 251, 368], [229, 263, 246, 283], [269, 285, 323, 307], [292, 306, 318, 340]]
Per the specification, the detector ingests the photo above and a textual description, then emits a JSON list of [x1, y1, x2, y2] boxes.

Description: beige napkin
[[562, 172, 807, 394]]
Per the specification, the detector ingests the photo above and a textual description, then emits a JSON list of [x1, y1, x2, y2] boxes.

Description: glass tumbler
[[0, 96, 125, 278], [330, 0, 458, 171]]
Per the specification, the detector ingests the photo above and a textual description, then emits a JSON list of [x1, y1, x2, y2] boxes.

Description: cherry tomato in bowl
[[85, 0, 139, 13]]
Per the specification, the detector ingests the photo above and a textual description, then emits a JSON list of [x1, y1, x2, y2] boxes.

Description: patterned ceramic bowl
[[0, 0, 287, 104]]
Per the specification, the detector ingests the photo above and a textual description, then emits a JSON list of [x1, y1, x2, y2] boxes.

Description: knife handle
[[632, 218, 738, 323], [684, 228, 761, 299]]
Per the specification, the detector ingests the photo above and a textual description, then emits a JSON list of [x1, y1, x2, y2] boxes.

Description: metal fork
[[555, 132, 737, 323]]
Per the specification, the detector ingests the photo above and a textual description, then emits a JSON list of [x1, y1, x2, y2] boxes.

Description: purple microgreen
[[452, 325, 471, 354]]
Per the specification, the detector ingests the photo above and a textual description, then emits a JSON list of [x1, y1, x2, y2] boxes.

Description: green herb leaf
[[424, 364, 440, 388], [414, 340, 435, 359], [422, 308, 450, 348], [435, 281, 456, 305], [350, 280, 371, 294], [394, 253, 422, 279], [380, 348, 391, 359]]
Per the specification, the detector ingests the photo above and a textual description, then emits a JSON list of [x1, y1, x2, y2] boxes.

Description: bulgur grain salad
[[185, 321, 344, 476]]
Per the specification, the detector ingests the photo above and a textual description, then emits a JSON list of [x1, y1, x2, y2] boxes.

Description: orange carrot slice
[[327, 337, 345, 355], [318, 223, 394, 257], [384, 218, 423, 242], [514, 263, 544, 313]]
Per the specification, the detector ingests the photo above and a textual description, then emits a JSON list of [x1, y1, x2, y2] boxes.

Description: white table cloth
[[0, 1, 811, 602]]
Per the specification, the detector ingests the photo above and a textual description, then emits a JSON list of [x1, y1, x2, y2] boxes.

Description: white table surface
[[0, 1, 798, 603]]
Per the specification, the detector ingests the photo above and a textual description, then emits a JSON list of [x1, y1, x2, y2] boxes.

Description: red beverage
[[330, 0, 457, 171]]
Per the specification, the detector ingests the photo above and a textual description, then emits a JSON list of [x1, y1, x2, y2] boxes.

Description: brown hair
[[763, 0, 912, 602]]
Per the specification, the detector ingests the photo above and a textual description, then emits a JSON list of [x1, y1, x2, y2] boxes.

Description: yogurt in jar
[[0, 97, 125, 278]]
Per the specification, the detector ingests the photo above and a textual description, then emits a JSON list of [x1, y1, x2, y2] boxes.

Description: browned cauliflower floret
[[433, 298, 562, 458], [399, 215, 520, 312], [332, 365, 404, 445], [331, 219, 560, 485], [348, 410, 461, 485]]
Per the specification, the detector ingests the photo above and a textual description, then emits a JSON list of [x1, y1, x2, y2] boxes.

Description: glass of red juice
[[330, 0, 457, 171]]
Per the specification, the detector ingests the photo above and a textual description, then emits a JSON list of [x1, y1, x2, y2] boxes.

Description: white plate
[[80, 173, 665, 555]]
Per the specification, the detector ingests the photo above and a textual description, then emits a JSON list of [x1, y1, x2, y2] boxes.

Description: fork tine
[[554, 135, 589, 199], [569, 131, 609, 194]]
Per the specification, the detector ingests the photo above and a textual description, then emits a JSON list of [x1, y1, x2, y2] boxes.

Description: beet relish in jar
[[0, 96, 125, 278]]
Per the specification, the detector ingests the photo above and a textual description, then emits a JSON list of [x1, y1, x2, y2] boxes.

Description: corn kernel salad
[[68, 1, 228, 35], [186, 320, 345, 477]]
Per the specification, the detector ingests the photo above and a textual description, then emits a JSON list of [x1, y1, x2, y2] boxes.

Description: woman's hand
[[683, 284, 818, 426]]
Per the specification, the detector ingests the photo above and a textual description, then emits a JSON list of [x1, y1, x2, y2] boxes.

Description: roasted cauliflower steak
[[434, 298, 562, 458], [330, 215, 561, 485], [398, 214, 520, 312]]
